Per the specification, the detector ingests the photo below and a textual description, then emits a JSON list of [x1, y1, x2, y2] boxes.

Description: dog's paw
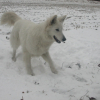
[[31, 73, 35, 76], [27, 72, 35, 76], [12, 57, 16, 62], [52, 69, 58, 74], [27, 70, 35, 76]]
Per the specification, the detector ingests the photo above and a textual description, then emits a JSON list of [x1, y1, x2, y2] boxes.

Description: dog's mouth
[[53, 36, 61, 43]]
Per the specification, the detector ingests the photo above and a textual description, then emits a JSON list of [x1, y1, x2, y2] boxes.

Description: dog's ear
[[49, 15, 57, 25], [58, 15, 66, 23], [45, 15, 57, 31]]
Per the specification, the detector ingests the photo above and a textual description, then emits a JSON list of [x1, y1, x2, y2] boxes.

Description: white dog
[[1, 12, 66, 75]]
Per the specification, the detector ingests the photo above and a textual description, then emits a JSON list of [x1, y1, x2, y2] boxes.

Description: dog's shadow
[[10, 51, 46, 75], [31, 57, 46, 75]]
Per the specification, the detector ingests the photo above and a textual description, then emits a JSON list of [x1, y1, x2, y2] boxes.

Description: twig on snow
[[86, 95, 97, 100], [67, 88, 74, 92], [80, 90, 89, 100]]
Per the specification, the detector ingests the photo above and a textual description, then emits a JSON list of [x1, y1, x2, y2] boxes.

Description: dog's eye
[[56, 29, 59, 31]]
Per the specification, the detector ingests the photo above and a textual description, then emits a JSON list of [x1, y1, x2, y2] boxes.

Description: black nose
[[62, 36, 66, 41]]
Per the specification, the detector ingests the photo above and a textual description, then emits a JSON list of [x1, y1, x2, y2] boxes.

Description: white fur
[[1, 12, 66, 75]]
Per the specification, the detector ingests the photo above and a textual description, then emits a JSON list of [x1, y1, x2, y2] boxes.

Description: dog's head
[[45, 15, 66, 43]]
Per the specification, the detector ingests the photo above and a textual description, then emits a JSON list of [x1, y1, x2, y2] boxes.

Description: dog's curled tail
[[1, 12, 21, 26]]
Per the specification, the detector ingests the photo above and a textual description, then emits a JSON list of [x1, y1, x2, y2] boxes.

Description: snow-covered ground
[[0, 3, 100, 100], [0, 0, 89, 3]]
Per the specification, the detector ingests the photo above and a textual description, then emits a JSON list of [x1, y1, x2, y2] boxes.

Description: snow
[[0, 2, 100, 100], [0, 0, 88, 3]]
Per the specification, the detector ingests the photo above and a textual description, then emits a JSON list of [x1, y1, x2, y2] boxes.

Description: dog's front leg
[[23, 51, 35, 76], [42, 52, 58, 74]]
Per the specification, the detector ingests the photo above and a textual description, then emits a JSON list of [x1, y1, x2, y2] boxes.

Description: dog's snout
[[62, 36, 66, 41]]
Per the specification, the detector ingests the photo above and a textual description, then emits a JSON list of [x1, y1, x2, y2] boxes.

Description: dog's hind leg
[[10, 30, 20, 61], [12, 49, 16, 61], [42, 52, 58, 74]]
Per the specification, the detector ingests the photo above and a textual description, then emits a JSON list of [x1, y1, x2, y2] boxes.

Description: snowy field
[[0, 2, 100, 100]]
